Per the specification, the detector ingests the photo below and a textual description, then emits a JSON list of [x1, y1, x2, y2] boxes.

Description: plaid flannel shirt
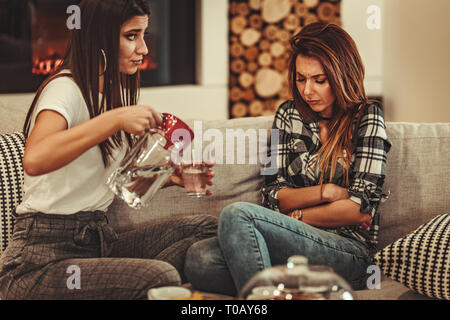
[[261, 100, 392, 250]]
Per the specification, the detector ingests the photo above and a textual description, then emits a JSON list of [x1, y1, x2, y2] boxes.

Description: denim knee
[[184, 237, 236, 296], [184, 238, 214, 280], [219, 202, 255, 231]]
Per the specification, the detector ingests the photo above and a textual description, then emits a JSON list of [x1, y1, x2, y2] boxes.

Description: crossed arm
[[277, 184, 372, 228]]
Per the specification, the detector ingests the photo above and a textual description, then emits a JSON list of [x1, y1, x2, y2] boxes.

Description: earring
[[100, 49, 107, 74]]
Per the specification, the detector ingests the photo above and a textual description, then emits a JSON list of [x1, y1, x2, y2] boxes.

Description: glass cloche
[[239, 256, 355, 300]]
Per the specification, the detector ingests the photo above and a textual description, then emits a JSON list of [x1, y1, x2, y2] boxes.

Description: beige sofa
[[1, 103, 449, 300]]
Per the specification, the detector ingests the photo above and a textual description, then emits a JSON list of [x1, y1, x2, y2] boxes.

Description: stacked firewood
[[229, 0, 342, 118]]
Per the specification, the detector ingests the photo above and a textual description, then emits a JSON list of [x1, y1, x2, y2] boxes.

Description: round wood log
[[231, 102, 248, 118], [259, 39, 271, 51], [278, 84, 291, 99], [284, 13, 300, 31], [244, 46, 259, 61], [239, 71, 254, 89], [240, 28, 261, 46], [303, 13, 319, 26], [230, 43, 244, 58], [255, 68, 283, 98], [273, 57, 287, 72], [264, 99, 276, 112], [249, 14, 263, 29], [231, 59, 246, 74], [231, 16, 247, 35], [242, 88, 255, 101], [231, 35, 239, 43], [229, 86, 243, 102], [249, 0, 262, 11], [262, 0, 292, 23], [303, 0, 319, 8], [270, 41, 286, 58], [258, 52, 272, 67], [277, 29, 291, 43], [264, 25, 279, 41], [237, 2, 250, 16], [249, 100, 264, 116], [247, 61, 259, 73], [294, 2, 308, 17], [317, 2, 336, 22]]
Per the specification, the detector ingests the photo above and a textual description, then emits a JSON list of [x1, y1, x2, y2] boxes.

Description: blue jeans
[[184, 202, 372, 297]]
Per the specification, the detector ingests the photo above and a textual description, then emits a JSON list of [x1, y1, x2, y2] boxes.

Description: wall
[[2, 0, 450, 123], [341, 0, 384, 97], [343, 0, 450, 122], [382, 0, 450, 122]]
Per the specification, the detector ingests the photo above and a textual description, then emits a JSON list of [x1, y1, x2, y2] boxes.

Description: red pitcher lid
[[158, 113, 195, 150]]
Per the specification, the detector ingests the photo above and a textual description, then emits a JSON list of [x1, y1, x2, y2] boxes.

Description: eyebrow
[[296, 72, 326, 78], [124, 28, 148, 33]]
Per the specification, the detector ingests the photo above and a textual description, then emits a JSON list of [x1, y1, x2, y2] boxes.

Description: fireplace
[[0, 0, 196, 93]]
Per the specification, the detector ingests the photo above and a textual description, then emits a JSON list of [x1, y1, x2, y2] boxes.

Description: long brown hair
[[289, 22, 377, 185], [23, 0, 151, 167]]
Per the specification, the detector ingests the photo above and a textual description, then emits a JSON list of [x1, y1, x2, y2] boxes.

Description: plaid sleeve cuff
[[261, 181, 291, 212], [348, 176, 385, 216], [349, 195, 362, 206]]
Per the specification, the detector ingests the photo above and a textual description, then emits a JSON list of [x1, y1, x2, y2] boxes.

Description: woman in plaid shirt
[[185, 22, 391, 297]]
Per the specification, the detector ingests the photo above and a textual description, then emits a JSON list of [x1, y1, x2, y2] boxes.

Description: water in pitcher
[[108, 164, 174, 210], [107, 113, 195, 209], [107, 130, 180, 210]]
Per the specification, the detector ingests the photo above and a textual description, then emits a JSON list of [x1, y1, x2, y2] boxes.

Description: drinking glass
[[181, 148, 211, 197]]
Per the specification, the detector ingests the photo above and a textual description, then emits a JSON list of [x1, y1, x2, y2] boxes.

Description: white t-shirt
[[16, 76, 125, 215]]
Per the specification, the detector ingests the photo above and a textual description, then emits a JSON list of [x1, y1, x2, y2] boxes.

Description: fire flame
[[32, 58, 63, 75], [139, 56, 158, 71]]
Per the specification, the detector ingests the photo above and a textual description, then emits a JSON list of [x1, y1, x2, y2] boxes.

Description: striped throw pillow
[[0, 132, 25, 253], [374, 213, 450, 300]]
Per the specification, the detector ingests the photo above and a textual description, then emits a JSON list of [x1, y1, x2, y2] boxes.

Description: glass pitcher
[[240, 256, 355, 300], [107, 113, 194, 210]]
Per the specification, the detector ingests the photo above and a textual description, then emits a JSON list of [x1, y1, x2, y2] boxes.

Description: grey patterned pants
[[0, 211, 218, 300]]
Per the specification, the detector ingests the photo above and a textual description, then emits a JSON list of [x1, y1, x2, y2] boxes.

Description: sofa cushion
[[0, 132, 25, 253], [378, 123, 450, 250], [354, 276, 433, 300], [107, 116, 275, 232], [107, 119, 450, 254], [373, 213, 450, 300]]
